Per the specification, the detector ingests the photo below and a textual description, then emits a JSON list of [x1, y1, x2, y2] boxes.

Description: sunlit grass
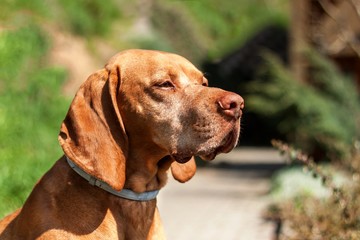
[[0, 25, 69, 218]]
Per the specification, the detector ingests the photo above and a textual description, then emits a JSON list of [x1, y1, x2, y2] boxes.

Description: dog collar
[[66, 156, 159, 201]]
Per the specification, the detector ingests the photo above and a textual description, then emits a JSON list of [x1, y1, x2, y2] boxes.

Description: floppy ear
[[171, 157, 196, 183], [59, 67, 128, 191]]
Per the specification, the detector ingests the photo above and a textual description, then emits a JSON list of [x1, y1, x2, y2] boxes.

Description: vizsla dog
[[0, 49, 244, 239]]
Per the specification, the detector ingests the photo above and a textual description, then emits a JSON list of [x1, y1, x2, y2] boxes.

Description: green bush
[[59, 0, 121, 37], [0, 25, 69, 217], [246, 51, 360, 161], [151, 1, 206, 64], [0, 24, 49, 81], [181, 0, 289, 59], [0, 0, 50, 20]]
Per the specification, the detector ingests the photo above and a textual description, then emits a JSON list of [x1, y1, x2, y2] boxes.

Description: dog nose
[[217, 93, 244, 119]]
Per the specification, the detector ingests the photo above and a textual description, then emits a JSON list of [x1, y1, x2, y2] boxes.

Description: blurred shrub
[[270, 167, 337, 200], [266, 141, 360, 240], [0, 25, 48, 84], [59, 0, 121, 37], [131, 34, 173, 53], [0, 25, 69, 217], [1, 0, 120, 38], [151, 0, 206, 64], [181, 0, 289, 59], [246, 51, 360, 161], [0, 0, 50, 20]]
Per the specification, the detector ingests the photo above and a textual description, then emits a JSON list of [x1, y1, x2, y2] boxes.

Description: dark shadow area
[[202, 25, 289, 146]]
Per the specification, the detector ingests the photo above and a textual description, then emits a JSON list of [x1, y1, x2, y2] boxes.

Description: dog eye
[[155, 81, 175, 89]]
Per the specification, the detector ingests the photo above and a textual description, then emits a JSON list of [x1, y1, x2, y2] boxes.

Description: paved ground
[[158, 147, 286, 240]]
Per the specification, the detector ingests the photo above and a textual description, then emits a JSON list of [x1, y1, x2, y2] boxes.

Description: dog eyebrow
[[151, 71, 170, 80], [175, 72, 190, 86]]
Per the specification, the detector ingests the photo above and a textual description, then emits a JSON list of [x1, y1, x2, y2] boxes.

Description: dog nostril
[[217, 93, 244, 119], [229, 102, 237, 110]]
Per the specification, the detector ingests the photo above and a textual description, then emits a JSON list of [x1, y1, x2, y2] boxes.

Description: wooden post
[[290, 0, 311, 82]]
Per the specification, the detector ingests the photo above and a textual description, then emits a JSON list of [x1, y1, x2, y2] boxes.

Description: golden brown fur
[[0, 49, 244, 239]]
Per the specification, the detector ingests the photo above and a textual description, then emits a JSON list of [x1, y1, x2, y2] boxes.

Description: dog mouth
[[171, 121, 240, 164], [199, 128, 239, 161], [171, 154, 193, 164]]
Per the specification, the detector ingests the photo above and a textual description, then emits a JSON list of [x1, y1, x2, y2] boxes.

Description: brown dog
[[0, 49, 244, 239]]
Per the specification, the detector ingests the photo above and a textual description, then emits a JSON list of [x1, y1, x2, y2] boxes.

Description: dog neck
[[120, 136, 175, 192], [66, 156, 159, 201]]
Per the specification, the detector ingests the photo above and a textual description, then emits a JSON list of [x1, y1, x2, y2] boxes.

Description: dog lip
[[199, 152, 217, 161], [171, 154, 193, 164], [218, 131, 236, 153], [199, 129, 238, 161]]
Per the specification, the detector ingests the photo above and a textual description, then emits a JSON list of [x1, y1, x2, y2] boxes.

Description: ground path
[[158, 147, 285, 240]]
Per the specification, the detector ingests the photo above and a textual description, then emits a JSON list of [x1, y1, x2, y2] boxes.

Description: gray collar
[[66, 156, 159, 201]]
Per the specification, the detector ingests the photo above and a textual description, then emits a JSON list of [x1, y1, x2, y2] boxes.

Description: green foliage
[[181, 0, 289, 59], [1, 0, 289, 61], [131, 34, 174, 53], [0, 25, 48, 85], [0, 0, 50, 20], [146, 0, 289, 62], [151, 1, 206, 64], [0, 25, 69, 217], [246, 51, 360, 160], [59, 0, 121, 37], [1, 0, 121, 38]]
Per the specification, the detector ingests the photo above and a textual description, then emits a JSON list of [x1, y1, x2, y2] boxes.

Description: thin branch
[[272, 140, 351, 220]]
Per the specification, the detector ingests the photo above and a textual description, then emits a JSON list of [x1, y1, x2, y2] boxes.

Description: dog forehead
[[106, 49, 203, 84], [107, 50, 197, 71]]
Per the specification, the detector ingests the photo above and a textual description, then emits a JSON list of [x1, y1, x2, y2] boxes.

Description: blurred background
[[1, 0, 360, 239]]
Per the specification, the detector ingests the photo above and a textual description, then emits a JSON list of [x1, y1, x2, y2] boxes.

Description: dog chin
[[172, 125, 240, 163], [199, 129, 239, 161]]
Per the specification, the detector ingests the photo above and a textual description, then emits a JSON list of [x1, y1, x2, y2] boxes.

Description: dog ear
[[171, 157, 196, 183], [59, 68, 128, 191]]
